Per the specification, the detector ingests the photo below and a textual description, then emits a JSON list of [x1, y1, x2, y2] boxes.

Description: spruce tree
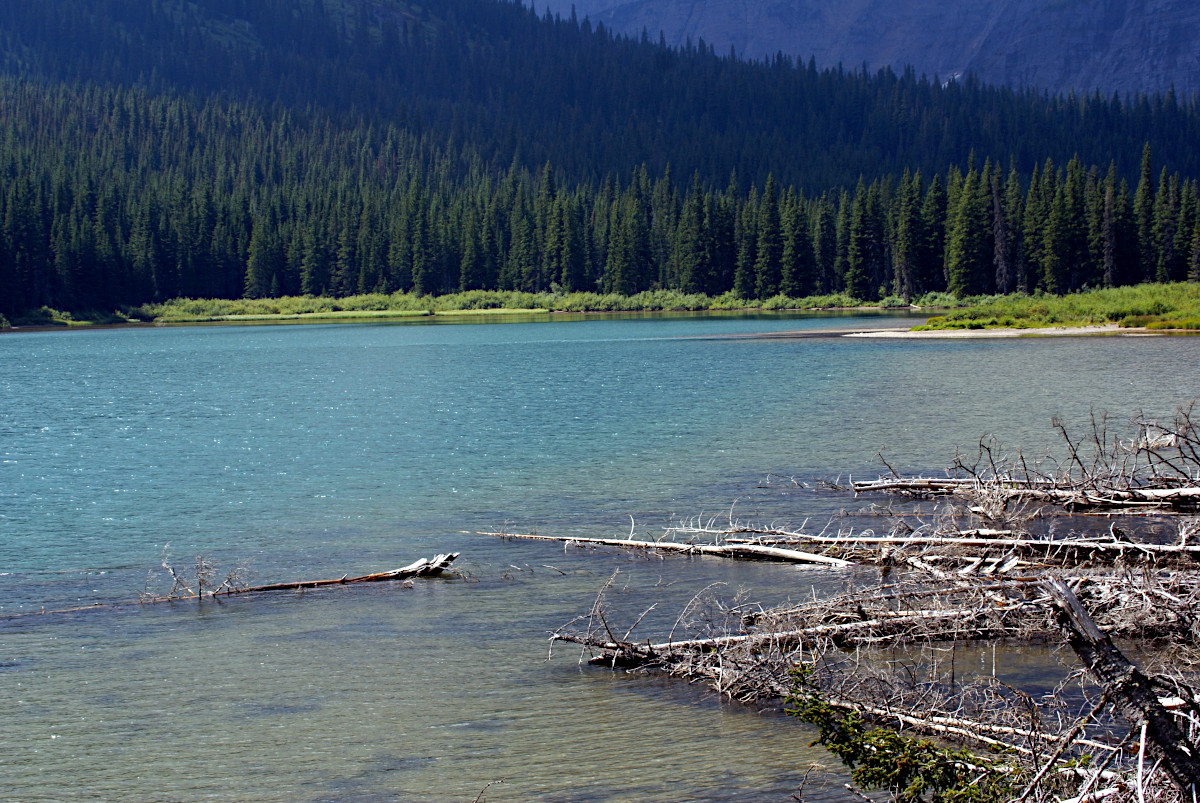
[[891, 170, 920, 301], [244, 216, 282, 299], [945, 166, 992, 297], [779, 190, 814, 297], [753, 175, 782, 298], [1153, 169, 1181, 282], [733, 186, 757, 298], [1134, 144, 1156, 282], [811, 196, 837, 295], [1002, 166, 1024, 292], [917, 174, 946, 294], [675, 177, 705, 294]]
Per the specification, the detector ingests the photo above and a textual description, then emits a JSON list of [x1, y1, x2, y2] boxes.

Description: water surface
[[3, 314, 1198, 801]]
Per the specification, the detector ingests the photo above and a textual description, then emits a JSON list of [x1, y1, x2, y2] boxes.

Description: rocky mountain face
[[546, 0, 1200, 98]]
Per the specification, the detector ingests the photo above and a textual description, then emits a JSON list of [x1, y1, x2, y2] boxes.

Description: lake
[[3, 313, 1198, 801]]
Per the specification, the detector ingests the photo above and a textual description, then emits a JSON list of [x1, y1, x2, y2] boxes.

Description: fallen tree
[[2, 552, 461, 619], [470, 529, 852, 567], [553, 569, 1200, 802], [851, 404, 1200, 514], [166, 552, 460, 598]]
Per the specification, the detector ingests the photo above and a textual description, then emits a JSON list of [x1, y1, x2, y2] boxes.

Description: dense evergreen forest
[[0, 0, 1199, 317]]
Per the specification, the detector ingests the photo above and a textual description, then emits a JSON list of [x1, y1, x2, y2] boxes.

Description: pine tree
[[300, 224, 331, 295], [779, 189, 814, 297], [1189, 219, 1200, 283], [1101, 168, 1119, 287], [891, 170, 921, 301], [1041, 185, 1071, 294], [916, 175, 946, 294], [706, 191, 736, 294], [1002, 166, 1024, 292], [845, 178, 886, 300], [811, 196, 836, 295], [991, 171, 1011, 294], [1021, 161, 1052, 291], [733, 186, 757, 298], [753, 174, 782, 298], [244, 216, 282, 298], [558, 194, 587, 291], [945, 166, 992, 297], [459, 211, 486, 291], [1133, 143, 1156, 282], [674, 176, 705, 294], [1153, 169, 1182, 282]]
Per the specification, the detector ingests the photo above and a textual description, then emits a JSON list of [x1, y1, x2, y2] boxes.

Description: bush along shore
[[6, 282, 1200, 332], [523, 406, 1200, 802], [3, 288, 933, 327], [916, 282, 1200, 331]]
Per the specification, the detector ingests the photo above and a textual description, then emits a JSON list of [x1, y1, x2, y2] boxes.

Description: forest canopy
[[0, 0, 1197, 316]]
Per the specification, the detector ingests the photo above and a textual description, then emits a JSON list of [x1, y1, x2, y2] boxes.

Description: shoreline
[[0, 305, 925, 333], [2, 314, 1184, 340]]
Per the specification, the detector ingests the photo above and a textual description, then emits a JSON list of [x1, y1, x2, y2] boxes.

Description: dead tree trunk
[[219, 552, 459, 595], [1045, 577, 1200, 796]]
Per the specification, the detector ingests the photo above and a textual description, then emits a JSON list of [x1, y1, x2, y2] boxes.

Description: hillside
[[546, 0, 1200, 99], [0, 0, 1198, 318], [1, 0, 1198, 191]]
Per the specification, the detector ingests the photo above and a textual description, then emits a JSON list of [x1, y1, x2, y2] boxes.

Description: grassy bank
[[916, 282, 1200, 331], [104, 288, 933, 324], [18, 284, 1198, 330]]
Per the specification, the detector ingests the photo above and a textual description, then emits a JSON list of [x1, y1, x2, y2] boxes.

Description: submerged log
[[471, 530, 852, 567], [1, 553, 461, 619], [218, 552, 460, 595]]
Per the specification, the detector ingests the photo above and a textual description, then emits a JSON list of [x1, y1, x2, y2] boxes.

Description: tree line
[[1, 80, 1196, 317]]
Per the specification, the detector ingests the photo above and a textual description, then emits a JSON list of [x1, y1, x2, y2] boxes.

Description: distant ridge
[[545, 0, 1200, 99]]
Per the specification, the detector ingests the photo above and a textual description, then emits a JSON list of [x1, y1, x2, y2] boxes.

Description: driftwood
[[471, 530, 852, 567], [854, 404, 1200, 514], [2, 553, 460, 619], [213, 553, 459, 596], [665, 517, 1200, 574], [554, 566, 1200, 802], [555, 571, 1200, 668]]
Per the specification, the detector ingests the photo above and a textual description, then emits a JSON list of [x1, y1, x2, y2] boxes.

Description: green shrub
[[785, 667, 1019, 803], [13, 306, 71, 326], [914, 291, 961, 308], [1146, 318, 1200, 330]]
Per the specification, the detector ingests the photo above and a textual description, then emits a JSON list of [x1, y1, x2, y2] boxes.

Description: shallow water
[[3, 314, 1199, 801]]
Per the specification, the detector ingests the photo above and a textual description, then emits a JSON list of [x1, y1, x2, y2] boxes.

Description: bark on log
[[1045, 577, 1200, 795]]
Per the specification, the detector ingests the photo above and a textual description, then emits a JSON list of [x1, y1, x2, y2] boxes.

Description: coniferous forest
[[1, 0, 1199, 318]]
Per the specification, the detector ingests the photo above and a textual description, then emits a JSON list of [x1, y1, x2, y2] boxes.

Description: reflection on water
[[3, 313, 1200, 800]]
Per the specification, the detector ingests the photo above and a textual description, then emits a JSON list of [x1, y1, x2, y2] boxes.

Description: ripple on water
[[4, 317, 1200, 801]]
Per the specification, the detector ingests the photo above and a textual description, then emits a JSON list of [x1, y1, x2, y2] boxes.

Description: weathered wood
[[472, 530, 852, 567], [0, 553, 461, 619], [719, 529, 1200, 557], [216, 552, 459, 595], [852, 407, 1200, 514], [1045, 577, 1200, 796]]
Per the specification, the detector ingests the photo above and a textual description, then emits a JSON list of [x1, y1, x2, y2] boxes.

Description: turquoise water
[[3, 314, 1199, 801]]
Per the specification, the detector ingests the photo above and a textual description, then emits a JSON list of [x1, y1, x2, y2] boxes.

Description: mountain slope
[[546, 0, 1200, 99], [2, 0, 1199, 194]]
